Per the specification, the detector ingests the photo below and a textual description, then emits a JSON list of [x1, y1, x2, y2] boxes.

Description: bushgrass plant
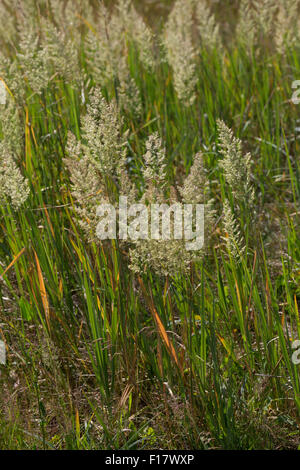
[[0, 0, 299, 450]]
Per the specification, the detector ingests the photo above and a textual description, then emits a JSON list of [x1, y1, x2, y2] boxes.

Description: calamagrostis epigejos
[[39, 18, 80, 85], [64, 132, 105, 241], [85, 2, 126, 85], [16, 28, 52, 95], [163, 0, 197, 105], [117, 75, 143, 119], [0, 150, 30, 210], [236, 0, 256, 52], [66, 122, 213, 277], [179, 151, 215, 254], [142, 132, 167, 195], [85, 1, 146, 117], [16, 14, 80, 95], [223, 199, 245, 260], [129, 138, 214, 278], [194, 0, 222, 52], [81, 88, 126, 176], [116, 0, 155, 71], [64, 89, 128, 239], [217, 120, 254, 208], [217, 121, 255, 259], [179, 152, 207, 205], [0, 53, 26, 104], [275, 0, 300, 54], [129, 133, 188, 277], [236, 0, 278, 52], [50, 0, 94, 37], [252, 0, 277, 37], [0, 0, 18, 48], [0, 99, 23, 156], [0, 95, 29, 209]]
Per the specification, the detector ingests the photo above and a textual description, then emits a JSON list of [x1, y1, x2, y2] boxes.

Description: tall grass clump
[[0, 0, 299, 450]]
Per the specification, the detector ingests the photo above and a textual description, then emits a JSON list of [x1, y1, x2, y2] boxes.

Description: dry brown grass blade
[[43, 203, 55, 238], [0, 247, 26, 280], [138, 277, 182, 374], [34, 250, 51, 332]]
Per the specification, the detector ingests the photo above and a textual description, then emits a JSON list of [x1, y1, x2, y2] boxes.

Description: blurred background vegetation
[[105, 0, 239, 32]]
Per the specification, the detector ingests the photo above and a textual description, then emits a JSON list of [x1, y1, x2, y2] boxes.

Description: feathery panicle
[[85, 3, 127, 85], [194, 0, 222, 52], [0, 54, 25, 103], [0, 94, 29, 209], [129, 132, 181, 277], [16, 13, 81, 95], [0, 143, 30, 210], [237, 0, 278, 50], [217, 120, 254, 207], [53, 0, 94, 53], [65, 132, 105, 241], [86, 0, 154, 79], [66, 130, 82, 162], [85, 29, 115, 86], [180, 152, 207, 205], [131, 12, 155, 72], [16, 29, 52, 95], [85, 2, 148, 114], [0, 98, 23, 155], [64, 88, 128, 241], [129, 238, 192, 278], [179, 151, 214, 247], [65, 123, 211, 278], [65, 97, 131, 241], [142, 132, 167, 197], [118, 167, 137, 207], [50, 0, 93, 32], [0, 1, 18, 48], [129, 148, 210, 278], [116, 0, 155, 71], [81, 89, 126, 176], [16, 0, 40, 33], [236, 0, 256, 51], [39, 18, 80, 85], [117, 75, 142, 119], [275, 0, 300, 54], [252, 0, 277, 37], [49, 0, 66, 26], [163, 0, 197, 105], [223, 199, 245, 260]]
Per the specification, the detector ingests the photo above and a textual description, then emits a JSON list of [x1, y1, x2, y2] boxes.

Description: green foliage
[[0, 0, 299, 450]]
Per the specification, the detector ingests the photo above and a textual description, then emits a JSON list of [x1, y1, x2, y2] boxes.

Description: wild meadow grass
[[0, 0, 300, 450]]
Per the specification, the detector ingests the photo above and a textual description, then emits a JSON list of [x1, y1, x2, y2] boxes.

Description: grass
[[0, 0, 300, 450]]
